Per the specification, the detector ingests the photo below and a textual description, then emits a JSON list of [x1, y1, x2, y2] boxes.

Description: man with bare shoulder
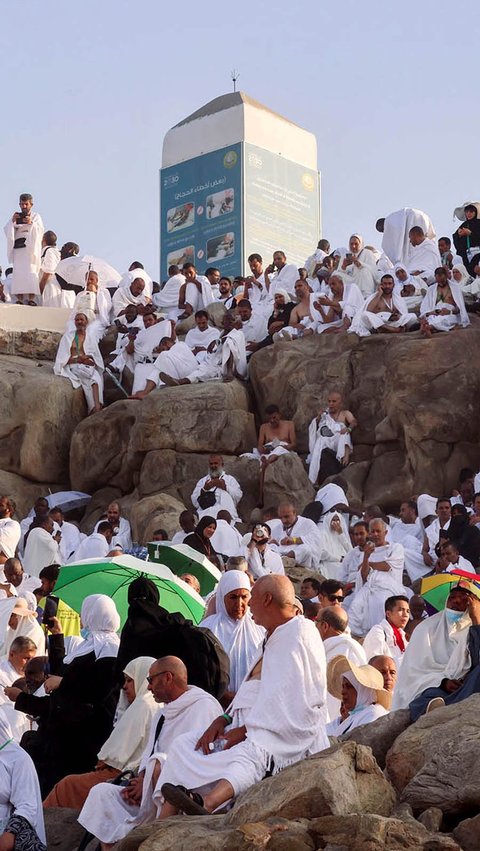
[[258, 405, 296, 468], [308, 390, 356, 484]]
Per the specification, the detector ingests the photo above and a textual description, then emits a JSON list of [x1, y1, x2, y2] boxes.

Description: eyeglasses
[[146, 671, 169, 684], [328, 595, 344, 603]]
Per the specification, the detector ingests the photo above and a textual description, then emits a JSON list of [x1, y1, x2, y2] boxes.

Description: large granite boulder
[[70, 381, 256, 496], [249, 325, 480, 510], [386, 694, 480, 814], [340, 708, 411, 769], [0, 356, 86, 484], [130, 492, 187, 543], [0, 470, 65, 520], [226, 742, 395, 826]]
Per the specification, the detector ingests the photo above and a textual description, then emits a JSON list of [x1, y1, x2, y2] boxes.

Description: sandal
[[161, 783, 208, 815], [27, 300, 37, 306]]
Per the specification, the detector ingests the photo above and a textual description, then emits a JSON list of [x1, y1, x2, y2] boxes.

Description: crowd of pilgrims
[[0, 198, 480, 846], [2, 198, 480, 413]]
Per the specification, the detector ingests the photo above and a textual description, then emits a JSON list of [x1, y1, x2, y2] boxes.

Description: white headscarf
[[201, 571, 265, 691], [98, 655, 157, 772], [343, 670, 377, 710], [417, 493, 437, 522], [63, 594, 120, 664], [315, 483, 349, 514], [451, 263, 472, 289]]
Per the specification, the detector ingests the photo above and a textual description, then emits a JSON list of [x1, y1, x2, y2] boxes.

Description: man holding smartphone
[[4, 193, 44, 305]]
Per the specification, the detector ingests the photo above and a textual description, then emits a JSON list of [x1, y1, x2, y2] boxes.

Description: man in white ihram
[[94, 502, 132, 550], [192, 455, 242, 523], [4, 193, 44, 305], [78, 656, 221, 848], [157, 575, 329, 819], [308, 391, 357, 484], [268, 502, 321, 569], [347, 518, 406, 636]]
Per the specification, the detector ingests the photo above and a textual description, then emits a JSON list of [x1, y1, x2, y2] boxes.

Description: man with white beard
[[191, 455, 242, 523]]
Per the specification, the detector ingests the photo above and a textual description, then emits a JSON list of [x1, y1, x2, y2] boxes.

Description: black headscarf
[[183, 516, 220, 567], [115, 573, 229, 698]]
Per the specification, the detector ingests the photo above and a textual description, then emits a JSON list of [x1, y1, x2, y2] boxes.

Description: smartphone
[[43, 595, 59, 627]]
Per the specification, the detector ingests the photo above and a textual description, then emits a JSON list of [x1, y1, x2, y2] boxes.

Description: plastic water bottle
[[209, 738, 228, 753]]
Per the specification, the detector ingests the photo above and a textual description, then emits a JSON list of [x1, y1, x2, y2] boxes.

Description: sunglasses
[[146, 671, 169, 684], [328, 595, 344, 603]]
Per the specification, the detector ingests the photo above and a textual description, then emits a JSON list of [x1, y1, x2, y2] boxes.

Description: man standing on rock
[[4, 192, 44, 305], [158, 575, 329, 819]]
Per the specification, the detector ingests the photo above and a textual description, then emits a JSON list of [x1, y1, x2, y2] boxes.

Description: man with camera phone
[[4, 193, 44, 305]]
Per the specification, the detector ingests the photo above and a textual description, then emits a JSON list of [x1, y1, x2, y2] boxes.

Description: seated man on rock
[[158, 575, 329, 818], [362, 595, 410, 668], [235, 299, 268, 353], [392, 584, 473, 710], [307, 390, 356, 484], [178, 263, 215, 317], [160, 312, 247, 385], [309, 272, 364, 334], [111, 276, 151, 319], [54, 311, 104, 414], [268, 502, 322, 570], [255, 404, 297, 468], [124, 311, 175, 395], [348, 273, 417, 336], [77, 656, 222, 849], [407, 225, 441, 285], [251, 290, 295, 352], [191, 454, 242, 523], [420, 265, 470, 336], [184, 310, 220, 362], [273, 279, 314, 340], [130, 337, 198, 399], [408, 584, 480, 719]]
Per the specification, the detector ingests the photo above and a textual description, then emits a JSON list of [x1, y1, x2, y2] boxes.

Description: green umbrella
[[147, 542, 221, 596], [54, 554, 205, 627]]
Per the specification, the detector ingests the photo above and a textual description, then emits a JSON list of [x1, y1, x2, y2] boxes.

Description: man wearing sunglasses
[[78, 656, 221, 848]]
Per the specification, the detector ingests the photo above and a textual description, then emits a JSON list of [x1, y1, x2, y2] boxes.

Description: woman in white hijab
[[12, 594, 121, 797], [202, 571, 265, 699], [452, 262, 478, 295], [342, 235, 377, 296], [326, 655, 391, 736], [0, 707, 46, 849], [43, 655, 157, 809], [318, 512, 352, 580]]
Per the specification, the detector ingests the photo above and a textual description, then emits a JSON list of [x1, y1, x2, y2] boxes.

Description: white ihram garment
[[347, 543, 406, 636], [4, 212, 44, 296], [323, 633, 367, 721], [308, 411, 352, 484]]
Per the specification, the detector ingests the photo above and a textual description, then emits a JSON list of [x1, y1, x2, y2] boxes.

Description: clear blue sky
[[2, 0, 478, 278]]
